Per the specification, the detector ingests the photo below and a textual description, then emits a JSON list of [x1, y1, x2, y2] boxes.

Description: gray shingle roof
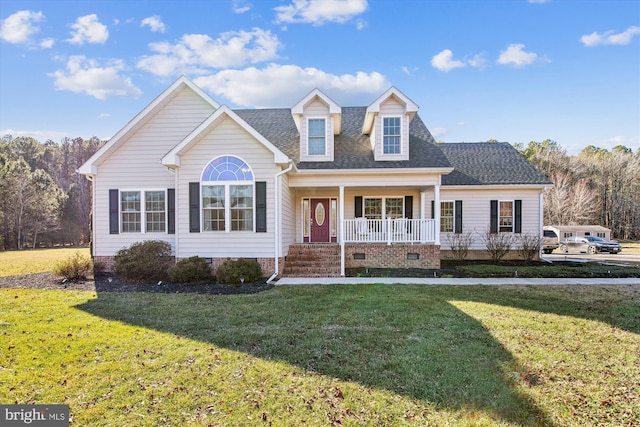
[[234, 108, 551, 186], [438, 142, 552, 185], [235, 107, 451, 169]]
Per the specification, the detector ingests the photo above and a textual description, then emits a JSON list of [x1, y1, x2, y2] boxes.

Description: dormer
[[292, 89, 341, 162], [362, 87, 418, 162]]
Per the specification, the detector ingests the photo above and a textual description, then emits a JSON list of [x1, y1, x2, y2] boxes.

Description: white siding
[[176, 116, 280, 259], [373, 98, 409, 161], [93, 87, 215, 256], [280, 173, 296, 255], [299, 99, 334, 162], [434, 188, 543, 250]]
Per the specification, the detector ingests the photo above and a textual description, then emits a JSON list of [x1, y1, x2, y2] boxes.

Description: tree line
[[0, 136, 102, 250], [515, 140, 640, 240], [0, 135, 637, 251]]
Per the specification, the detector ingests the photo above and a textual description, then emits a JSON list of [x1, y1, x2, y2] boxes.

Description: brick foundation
[[345, 244, 440, 269]]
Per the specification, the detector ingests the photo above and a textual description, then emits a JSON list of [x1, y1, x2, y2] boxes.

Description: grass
[[457, 263, 639, 278], [1, 285, 638, 426], [0, 247, 90, 277]]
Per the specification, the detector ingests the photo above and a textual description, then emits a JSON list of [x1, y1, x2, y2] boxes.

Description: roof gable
[[291, 88, 342, 134], [162, 105, 290, 167], [78, 75, 219, 175], [362, 87, 419, 135]]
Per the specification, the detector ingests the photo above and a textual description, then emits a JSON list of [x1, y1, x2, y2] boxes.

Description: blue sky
[[1, 0, 638, 155]]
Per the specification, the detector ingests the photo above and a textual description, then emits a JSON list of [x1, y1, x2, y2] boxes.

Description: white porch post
[[434, 184, 441, 245], [339, 185, 345, 276], [420, 191, 427, 243]]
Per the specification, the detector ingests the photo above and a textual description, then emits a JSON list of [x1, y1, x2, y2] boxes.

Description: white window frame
[[498, 200, 514, 233], [440, 201, 455, 233], [382, 116, 402, 155], [119, 189, 167, 234], [202, 182, 255, 232], [363, 196, 405, 220], [307, 117, 327, 156]]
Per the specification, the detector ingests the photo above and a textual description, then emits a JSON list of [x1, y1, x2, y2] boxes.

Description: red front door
[[310, 199, 330, 242]]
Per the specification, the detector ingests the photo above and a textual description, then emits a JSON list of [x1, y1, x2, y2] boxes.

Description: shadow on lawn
[[72, 285, 593, 426]]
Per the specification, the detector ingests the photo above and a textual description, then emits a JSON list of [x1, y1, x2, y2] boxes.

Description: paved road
[[543, 251, 640, 266]]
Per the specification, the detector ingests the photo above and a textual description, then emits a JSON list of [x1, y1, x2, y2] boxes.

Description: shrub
[[215, 258, 263, 285], [169, 256, 212, 283], [52, 252, 93, 281], [445, 231, 475, 262], [517, 233, 542, 261], [483, 229, 514, 262], [114, 240, 172, 282]]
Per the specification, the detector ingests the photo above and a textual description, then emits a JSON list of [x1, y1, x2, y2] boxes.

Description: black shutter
[[404, 196, 413, 219], [490, 200, 498, 233], [455, 200, 463, 234], [355, 196, 363, 217], [430, 200, 435, 219], [256, 181, 267, 232], [167, 188, 175, 234], [514, 200, 522, 233], [109, 189, 119, 234], [189, 182, 200, 233]]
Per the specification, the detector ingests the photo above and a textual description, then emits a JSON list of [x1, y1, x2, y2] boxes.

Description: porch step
[[282, 244, 341, 278]]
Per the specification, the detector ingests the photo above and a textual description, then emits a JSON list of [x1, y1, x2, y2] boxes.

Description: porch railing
[[343, 218, 437, 244]]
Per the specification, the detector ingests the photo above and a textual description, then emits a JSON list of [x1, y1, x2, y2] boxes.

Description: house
[[544, 225, 612, 242], [79, 76, 552, 279]]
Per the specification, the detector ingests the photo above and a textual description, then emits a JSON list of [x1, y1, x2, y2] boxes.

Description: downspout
[[85, 175, 96, 258], [267, 161, 294, 283]]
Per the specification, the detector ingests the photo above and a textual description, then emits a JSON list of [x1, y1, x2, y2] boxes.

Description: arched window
[[201, 156, 254, 232]]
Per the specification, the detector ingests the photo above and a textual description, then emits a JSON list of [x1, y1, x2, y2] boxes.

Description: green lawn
[[0, 247, 90, 277], [1, 284, 638, 426]]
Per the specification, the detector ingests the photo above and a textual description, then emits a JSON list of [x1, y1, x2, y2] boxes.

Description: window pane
[[499, 201, 513, 232], [145, 191, 165, 232], [308, 118, 326, 155], [120, 191, 140, 233], [203, 185, 225, 231], [441, 201, 454, 232], [383, 117, 401, 154], [230, 185, 253, 231], [385, 197, 404, 219], [364, 198, 382, 219], [202, 156, 253, 181]]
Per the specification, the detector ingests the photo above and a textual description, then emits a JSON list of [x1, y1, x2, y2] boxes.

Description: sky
[[1, 0, 639, 155]]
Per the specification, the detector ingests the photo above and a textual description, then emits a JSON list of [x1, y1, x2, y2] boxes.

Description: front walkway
[[275, 277, 640, 286]]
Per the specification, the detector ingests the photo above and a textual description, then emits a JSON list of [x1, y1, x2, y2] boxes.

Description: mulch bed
[[0, 272, 274, 295]]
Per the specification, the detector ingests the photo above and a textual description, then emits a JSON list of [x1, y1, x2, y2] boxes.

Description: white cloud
[[1, 128, 71, 142], [497, 43, 546, 67], [49, 56, 142, 99], [141, 15, 166, 33], [528, 0, 551, 3], [580, 26, 640, 47], [274, 0, 368, 26], [137, 28, 282, 76], [430, 127, 448, 138], [0, 10, 44, 44], [39, 38, 54, 48], [193, 63, 388, 107], [232, 0, 252, 14], [67, 14, 108, 45], [401, 66, 418, 76], [431, 50, 487, 72]]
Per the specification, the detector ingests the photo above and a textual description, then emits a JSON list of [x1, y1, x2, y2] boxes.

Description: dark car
[[559, 236, 622, 254]]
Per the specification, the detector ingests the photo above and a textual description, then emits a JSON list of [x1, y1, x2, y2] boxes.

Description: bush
[[169, 256, 212, 283], [445, 231, 475, 262], [114, 240, 172, 282], [52, 252, 93, 281], [517, 233, 542, 261], [215, 258, 263, 285], [483, 229, 514, 262]]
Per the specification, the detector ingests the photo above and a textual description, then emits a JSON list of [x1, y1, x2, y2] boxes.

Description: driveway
[[544, 251, 640, 266]]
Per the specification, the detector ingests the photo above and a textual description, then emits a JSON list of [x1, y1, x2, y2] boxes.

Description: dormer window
[[308, 118, 326, 155], [383, 117, 401, 154]]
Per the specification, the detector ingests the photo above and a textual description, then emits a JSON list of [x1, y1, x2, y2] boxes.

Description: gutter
[[267, 160, 294, 284]]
